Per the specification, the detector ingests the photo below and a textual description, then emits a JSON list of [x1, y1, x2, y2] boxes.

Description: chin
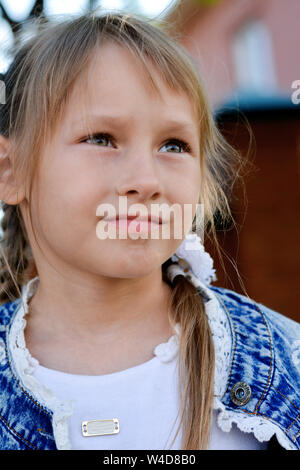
[[104, 248, 164, 279], [96, 264, 158, 281], [91, 237, 175, 279]]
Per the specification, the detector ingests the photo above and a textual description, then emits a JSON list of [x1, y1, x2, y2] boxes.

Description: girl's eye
[[160, 139, 191, 154], [83, 133, 114, 147], [82, 133, 191, 154]]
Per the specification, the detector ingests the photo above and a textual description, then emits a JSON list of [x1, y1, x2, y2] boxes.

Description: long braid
[[165, 272, 215, 450], [0, 39, 38, 305], [0, 201, 37, 304]]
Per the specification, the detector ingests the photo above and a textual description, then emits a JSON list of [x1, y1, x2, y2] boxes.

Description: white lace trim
[[8, 276, 74, 450], [153, 323, 180, 363], [213, 400, 296, 450]]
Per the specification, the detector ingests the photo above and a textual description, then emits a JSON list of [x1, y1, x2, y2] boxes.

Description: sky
[[0, 0, 174, 21]]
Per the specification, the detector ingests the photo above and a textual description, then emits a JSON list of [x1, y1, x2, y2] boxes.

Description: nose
[[117, 152, 162, 202]]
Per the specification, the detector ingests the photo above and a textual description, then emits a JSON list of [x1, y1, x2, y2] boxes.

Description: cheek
[[32, 158, 109, 249], [168, 160, 201, 204], [169, 163, 201, 234], [189, 161, 201, 204], [42, 152, 112, 210]]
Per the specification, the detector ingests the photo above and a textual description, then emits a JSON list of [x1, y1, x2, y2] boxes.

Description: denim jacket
[[0, 267, 299, 450]]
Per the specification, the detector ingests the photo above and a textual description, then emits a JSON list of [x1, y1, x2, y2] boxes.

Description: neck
[[24, 268, 175, 374], [26, 267, 174, 340]]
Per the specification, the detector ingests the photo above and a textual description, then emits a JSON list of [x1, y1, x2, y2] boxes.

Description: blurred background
[[0, 0, 299, 321]]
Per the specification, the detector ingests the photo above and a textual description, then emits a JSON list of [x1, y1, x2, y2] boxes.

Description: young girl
[[0, 11, 299, 451]]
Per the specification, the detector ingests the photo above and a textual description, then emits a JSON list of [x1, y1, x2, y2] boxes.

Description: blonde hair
[[0, 11, 253, 449]]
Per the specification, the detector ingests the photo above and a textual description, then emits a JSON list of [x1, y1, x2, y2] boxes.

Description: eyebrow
[[72, 113, 197, 135]]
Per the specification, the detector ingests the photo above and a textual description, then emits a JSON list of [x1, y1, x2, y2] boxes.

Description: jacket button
[[230, 382, 252, 406]]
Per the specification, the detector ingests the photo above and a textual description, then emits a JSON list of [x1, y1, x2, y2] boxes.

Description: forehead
[[62, 42, 198, 127]]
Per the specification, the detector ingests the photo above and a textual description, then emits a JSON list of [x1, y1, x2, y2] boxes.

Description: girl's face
[[25, 42, 201, 280]]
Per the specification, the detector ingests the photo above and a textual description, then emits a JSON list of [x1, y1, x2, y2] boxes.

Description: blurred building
[[165, 0, 299, 107], [165, 0, 300, 321]]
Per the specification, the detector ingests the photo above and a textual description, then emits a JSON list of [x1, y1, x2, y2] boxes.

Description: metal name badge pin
[[82, 419, 120, 437]]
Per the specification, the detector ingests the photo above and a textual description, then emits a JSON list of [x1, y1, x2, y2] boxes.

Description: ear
[[0, 134, 26, 205]]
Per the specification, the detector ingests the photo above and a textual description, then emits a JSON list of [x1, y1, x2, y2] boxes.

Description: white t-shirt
[[32, 335, 267, 450]]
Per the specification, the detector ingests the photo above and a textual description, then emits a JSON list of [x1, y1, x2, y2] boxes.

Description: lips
[[105, 214, 163, 224]]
